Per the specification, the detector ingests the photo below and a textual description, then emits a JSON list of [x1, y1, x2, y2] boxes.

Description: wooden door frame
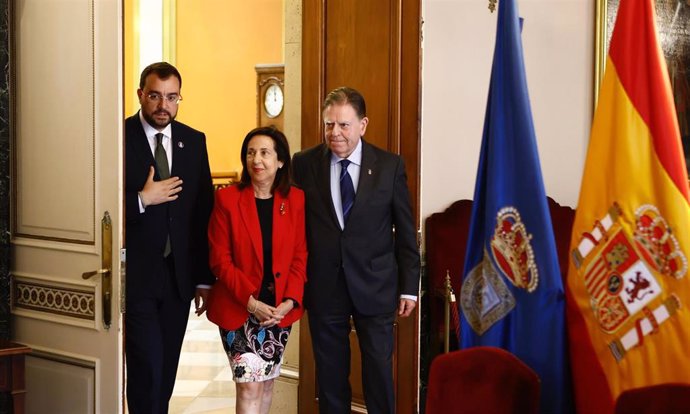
[[0, 0, 11, 345], [299, 0, 422, 412]]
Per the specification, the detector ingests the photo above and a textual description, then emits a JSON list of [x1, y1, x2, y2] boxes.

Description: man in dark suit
[[125, 62, 214, 414], [293, 87, 420, 414]]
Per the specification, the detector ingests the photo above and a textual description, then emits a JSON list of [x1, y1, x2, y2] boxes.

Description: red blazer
[[206, 184, 307, 330]]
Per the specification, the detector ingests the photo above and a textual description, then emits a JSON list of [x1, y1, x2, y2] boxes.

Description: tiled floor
[[169, 306, 236, 414]]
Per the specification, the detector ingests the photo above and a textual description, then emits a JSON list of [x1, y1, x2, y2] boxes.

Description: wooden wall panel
[[323, 0, 397, 151]]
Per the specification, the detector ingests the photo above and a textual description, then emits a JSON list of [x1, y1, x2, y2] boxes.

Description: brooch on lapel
[[368, 169, 372, 175], [178, 141, 184, 148], [280, 202, 286, 215]]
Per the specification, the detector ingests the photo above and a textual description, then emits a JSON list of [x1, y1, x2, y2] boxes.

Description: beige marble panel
[[285, 0, 303, 44], [182, 397, 235, 413], [168, 397, 195, 414], [271, 376, 299, 414], [273, 7, 302, 411], [199, 379, 236, 398], [283, 319, 300, 370], [175, 364, 226, 381], [284, 0, 303, 154]]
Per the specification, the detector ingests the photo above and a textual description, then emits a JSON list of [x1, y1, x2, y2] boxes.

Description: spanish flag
[[567, 0, 690, 412]]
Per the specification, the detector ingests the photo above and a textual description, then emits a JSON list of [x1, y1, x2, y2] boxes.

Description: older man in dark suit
[[124, 62, 214, 414], [293, 87, 420, 414]]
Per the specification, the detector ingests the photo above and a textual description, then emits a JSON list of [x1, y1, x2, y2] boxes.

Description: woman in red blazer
[[206, 126, 307, 413]]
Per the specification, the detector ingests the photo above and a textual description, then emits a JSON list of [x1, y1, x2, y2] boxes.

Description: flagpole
[[443, 270, 456, 353]]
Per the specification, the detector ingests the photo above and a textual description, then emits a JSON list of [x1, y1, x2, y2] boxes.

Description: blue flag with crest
[[458, 0, 571, 412]]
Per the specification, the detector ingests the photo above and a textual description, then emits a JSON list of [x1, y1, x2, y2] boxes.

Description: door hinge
[[120, 248, 126, 314]]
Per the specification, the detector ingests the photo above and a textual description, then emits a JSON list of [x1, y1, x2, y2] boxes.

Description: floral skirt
[[219, 315, 291, 383]]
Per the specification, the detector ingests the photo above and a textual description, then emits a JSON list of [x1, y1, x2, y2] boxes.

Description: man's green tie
[[155, 133, 170, 179], [155, 133, 172, 257]]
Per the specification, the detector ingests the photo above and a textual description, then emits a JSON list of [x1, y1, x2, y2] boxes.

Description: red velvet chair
[[615, 383, 690, 414], [425, 347, 541, 414], [425, 199, 473, 351], [547, 196, 576, 281]]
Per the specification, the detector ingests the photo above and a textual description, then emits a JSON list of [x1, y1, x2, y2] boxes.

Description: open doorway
[[124, 1, 302, 413]]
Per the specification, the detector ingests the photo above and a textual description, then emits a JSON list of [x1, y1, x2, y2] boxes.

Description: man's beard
[[143, 109, 176, 129]]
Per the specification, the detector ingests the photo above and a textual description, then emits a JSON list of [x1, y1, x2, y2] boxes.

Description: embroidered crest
[[572, 203, 684, 361], [461, 250, 516, 335], [490, 207, 539, 292], [633, 204, 687, 279], [583, 230, 662, 333]]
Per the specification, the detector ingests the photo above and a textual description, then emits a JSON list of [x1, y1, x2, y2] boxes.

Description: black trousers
[[125, 257, 190, 414], [308, 271, 396, 414]]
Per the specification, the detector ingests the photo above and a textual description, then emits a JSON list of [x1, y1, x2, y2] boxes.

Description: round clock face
[[264, 83, 284, 118]]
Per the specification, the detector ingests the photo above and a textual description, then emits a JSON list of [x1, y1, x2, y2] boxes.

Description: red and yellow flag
[[567, 0, 690, 412]]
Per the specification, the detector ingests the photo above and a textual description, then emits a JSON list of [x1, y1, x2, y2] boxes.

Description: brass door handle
[[82, 268, 110, 279], [82, 212, 113, 329]]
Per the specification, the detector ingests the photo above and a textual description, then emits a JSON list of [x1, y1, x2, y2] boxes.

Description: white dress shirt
[[330, 139, 362, 230], [137, 111, 173, 212]]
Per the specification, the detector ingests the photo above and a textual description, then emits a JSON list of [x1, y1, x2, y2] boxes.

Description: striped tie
[[339, 159, 355, 224]]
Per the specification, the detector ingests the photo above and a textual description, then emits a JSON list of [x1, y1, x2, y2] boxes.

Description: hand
[[139, 166, 183, 207], [258, 299, 294, 327], [194, 287, 210, 316], [248, 296, 281, 326], [275, 300, 294, 317], [398, 298, 416, 317], [261, 300, 293, 328]]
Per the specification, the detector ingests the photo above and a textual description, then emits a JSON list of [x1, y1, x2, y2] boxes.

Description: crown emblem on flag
[[490, 207, 539, 292], [571, 203, 684, 361], [633, 204, 687, 279]]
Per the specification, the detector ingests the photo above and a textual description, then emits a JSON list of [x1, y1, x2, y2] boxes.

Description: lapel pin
[[368, 169, 372, 175], [280, 202, 286, 215], [178, 141, 184, 148]]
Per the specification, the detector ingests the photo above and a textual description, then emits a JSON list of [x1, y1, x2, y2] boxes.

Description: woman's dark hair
[[238, 126, 292, 197], [139, 62, 182, 89]]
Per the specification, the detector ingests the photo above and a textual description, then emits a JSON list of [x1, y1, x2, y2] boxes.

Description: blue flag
[[458, 0, 571, 413]]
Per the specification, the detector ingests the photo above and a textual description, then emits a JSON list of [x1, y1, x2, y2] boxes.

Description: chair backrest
[[546, 196, 576, 282], [615, 383, 690, 414], [425, 199, 473, 350], [425, 346, 540, 414]]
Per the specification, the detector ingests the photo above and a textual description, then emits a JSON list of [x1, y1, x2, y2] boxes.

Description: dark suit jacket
[[293, 140, 420, 315], [125, 113, 215, 301], [206, 185, 307, 330]]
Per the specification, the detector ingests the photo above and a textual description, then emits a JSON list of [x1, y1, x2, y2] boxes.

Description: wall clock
[[256, 64, 285, 131], [264, 83, 284, 118]]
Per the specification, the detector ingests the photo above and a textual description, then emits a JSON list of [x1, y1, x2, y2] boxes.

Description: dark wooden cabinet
[[0, 341, 31, 414]]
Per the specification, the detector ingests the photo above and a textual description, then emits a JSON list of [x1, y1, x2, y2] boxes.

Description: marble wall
[[0, 0, 10, 341]]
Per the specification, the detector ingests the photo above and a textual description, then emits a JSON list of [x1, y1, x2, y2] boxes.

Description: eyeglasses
[[145, 92, 182, 104]]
